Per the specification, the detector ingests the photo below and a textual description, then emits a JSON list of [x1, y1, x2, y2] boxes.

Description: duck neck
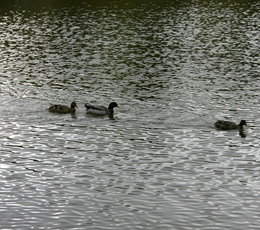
[[108, 108, 114, 114]]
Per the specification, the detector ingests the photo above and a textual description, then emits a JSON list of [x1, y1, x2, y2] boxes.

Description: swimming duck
[[215, 120, 247, 130], [85, 102, 120, 115], [48, 101, 77, 113]]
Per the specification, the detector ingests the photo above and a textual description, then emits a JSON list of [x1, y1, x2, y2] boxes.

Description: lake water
[[0, 0, 260, 229]]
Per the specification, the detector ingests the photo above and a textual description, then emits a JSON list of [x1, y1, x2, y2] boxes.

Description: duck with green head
[[48, 101, 78, 113], [215, 120, 247, 130], [85, 102, 120, 115]]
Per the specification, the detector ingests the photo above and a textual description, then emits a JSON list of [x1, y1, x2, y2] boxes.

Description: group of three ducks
[[48, 101, 247, 131]]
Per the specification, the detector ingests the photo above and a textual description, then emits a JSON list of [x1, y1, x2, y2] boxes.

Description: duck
[[215, 119, 247, 130], [48, 101, 78, 113], [85, 102, 120, 115]]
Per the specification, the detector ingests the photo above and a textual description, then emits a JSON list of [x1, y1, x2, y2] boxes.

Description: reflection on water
[[0, 0, 260, 229]]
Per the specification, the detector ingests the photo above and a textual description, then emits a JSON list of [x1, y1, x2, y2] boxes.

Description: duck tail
[[49, 104, 60, 110]]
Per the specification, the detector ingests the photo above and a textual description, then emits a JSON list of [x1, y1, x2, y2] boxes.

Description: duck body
[[215, 120, 247, 130], [48, 101, 77, 113], [85, 102, 119, 116]]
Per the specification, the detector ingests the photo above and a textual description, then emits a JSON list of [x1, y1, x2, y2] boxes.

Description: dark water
[[0, 0, 260, 229]]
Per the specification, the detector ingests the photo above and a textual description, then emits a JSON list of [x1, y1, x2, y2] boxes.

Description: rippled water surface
[[0, 0, 260, 229]]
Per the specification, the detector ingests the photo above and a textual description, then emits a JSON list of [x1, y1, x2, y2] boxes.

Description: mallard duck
[[215, 120, 247, 130], [85, 102, 120, 115], [48, 101, 77, 113]]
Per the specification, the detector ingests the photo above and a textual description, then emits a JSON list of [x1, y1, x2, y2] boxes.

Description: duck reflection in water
[[239, 129, 246, 138]]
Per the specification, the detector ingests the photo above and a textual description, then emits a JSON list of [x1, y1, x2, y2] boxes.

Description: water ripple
[[0, 0, 260, 229]]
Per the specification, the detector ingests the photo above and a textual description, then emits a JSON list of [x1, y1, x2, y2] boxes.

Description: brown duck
[[215, 120, 247, 130], [48, 101, 77, 113]]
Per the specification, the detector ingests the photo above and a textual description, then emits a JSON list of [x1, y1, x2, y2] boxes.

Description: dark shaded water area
[[0, 0, 260, 229]]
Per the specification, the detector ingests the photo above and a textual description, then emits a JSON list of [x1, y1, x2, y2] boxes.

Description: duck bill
[[117, 105, 120, 108]]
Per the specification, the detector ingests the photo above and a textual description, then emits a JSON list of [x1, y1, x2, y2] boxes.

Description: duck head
[[108, 102, 120, 110], [239, 120, 247, 127], [71, 102, 78, 108]]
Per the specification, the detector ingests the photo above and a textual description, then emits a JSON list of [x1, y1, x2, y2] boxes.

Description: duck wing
[[49, 104, 70, 113], [215, 120, 237, 130], [85, 103, 108, 115]]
